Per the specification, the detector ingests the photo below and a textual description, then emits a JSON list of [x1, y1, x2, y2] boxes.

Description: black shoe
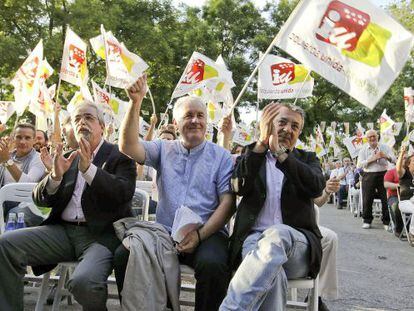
[[319, 297, 330, 311]]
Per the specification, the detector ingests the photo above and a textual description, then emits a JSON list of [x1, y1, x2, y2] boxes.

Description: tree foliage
[[0, 0, 412, 138]]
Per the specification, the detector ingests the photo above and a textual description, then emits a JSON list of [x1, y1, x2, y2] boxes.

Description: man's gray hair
[[72, 100, 105, 127], [278, 102, 305, 127], [172, 96, 207, 121]]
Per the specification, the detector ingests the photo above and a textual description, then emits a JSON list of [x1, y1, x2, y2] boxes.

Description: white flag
[[10, 40, 43, 115], [98, 25, 148, 89], [404, 87, 414, 123], [172, 52, 234, 98], [60, 27, 88, 87], [258, 54, 313, 99], [0, 101, 15, 124], [379, 109, 395, 134], [274, 0, 414, 109]]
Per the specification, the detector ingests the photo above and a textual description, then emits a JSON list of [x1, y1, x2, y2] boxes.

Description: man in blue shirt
[[116, 75, 235, 310]]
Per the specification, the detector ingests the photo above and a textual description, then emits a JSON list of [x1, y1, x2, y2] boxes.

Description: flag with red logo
[[30, 59, 55, 115], [379, 109, 395, 134], [60, 27, 88, 87], [10, 40, 43, 115], [172, 52, 234, 98], [258, 54, 313, 99], [274, 0, 414, 109], [93, 25, 148, 89]]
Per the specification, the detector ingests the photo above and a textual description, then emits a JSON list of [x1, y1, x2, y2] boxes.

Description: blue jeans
[[220, 224, 310, 311]]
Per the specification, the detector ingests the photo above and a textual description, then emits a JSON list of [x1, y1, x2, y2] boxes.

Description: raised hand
[[78, 137, 92, 173], [40, 147, 53, 171], [219, 115, 233, 138], [127, 74, 148, 103], [259, 102, 280, 145], [150, 113, 158, 126], [0, 137, 10, 163], [51, 143, 78, 180]]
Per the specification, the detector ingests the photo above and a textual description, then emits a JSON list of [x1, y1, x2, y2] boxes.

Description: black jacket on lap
[[229, 143, 325, 278]]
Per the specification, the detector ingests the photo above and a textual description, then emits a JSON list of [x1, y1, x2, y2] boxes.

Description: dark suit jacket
[[229, 143, 325, 278], [32, 141, 136, 274]]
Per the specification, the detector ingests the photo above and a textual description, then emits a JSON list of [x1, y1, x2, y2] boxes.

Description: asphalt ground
[[23, 203, 414, 310]]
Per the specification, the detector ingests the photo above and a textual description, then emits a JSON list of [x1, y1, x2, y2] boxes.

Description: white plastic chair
[[135, 180, 153, 197], [131, 188, 150, 221], [0, 182, 37, 234], [36, 188, 150, 310], [396, 187, 413, 244]]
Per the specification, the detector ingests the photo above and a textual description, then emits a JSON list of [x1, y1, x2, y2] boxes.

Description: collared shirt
[[46, 138, 104, 222], [357, 143, 396, 173], [141, 139, 233, 232], [252, 151, 284, 232], [330, 167, 346, 185], [3, 150, 46, 185]]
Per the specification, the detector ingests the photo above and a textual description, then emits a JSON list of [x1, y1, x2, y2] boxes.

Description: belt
[[61, 220, 88, 227]]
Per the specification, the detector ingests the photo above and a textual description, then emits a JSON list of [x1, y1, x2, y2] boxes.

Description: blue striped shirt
[[141, 139, 233, 232]]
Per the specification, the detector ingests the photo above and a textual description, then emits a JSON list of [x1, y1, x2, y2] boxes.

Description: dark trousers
[[114, 231, 230, 311], [0, 224, 113, 311], [388, 196, 404, 234], [362, 171, 390, 225], [338, 184, 348, 207]]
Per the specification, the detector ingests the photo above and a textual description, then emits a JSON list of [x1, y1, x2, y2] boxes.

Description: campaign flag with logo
[[274, 0, 414, 109], [172, 52, 234, 98], [404, 87, 414, 123], [60, 27, 88, 87], [10, 40, 43, 115], [258, 54, 314, 99], [93, 25, 148, 89], [392, 122, 403, 136], [379, 109, 395, 134], [233, 124, 254, 147]]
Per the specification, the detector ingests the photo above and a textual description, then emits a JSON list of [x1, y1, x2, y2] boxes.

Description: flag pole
[[229, 36, 279, 113], [292, 69, 312, 106], [157, 98, 173, 131], [148, 87, 157, 115]]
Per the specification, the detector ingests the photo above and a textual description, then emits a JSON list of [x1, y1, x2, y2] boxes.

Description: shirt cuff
[[82, 163, 97, 185], [46, 175, 62, 195]]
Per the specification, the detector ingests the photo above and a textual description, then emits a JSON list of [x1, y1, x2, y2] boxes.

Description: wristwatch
[[273, 146, 288, 158], [4, 159, 13, 167]]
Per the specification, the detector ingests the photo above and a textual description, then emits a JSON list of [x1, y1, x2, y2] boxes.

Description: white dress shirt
[[46, 139, 104, 223], [357, 143, 396, 173], [252, 151, 284, 232]]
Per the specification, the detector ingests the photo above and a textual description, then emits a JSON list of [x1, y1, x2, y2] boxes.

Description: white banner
[[60, 27, 88, 87], [258, 54, 314, 99], [275, 0, 414, 109], [0, 101, 15, 124]]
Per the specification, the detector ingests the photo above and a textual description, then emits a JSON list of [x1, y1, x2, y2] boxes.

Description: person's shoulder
[[206, 141, 231, 158]]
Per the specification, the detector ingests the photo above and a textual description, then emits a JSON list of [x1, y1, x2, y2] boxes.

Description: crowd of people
[[0, 74, 411, 311]]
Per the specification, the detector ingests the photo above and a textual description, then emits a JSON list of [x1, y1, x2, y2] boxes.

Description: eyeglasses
[[73, 113, 98, 124]]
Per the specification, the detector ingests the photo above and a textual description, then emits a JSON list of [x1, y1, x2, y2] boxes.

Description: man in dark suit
[[220, 103, 325, 310], [0, 102, 136, 311]]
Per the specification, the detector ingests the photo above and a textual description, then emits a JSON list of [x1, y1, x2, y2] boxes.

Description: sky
[[171, 0, 397, 124]]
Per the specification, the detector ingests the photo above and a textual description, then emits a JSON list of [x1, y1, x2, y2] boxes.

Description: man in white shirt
[[357, 129, 396, 229], [0, 102, 136, 311], [0, 123, 46, 222]]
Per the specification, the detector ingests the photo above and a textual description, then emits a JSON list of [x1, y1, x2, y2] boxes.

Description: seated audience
[[220, 102, 324, 310], [395, 145, 414, 244], [0, 101, 136, 310], [384, 165, 404, 237], [116, 75, 235, 310]]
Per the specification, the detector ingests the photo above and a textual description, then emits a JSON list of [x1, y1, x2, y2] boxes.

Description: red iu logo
[[182, 59, 205, 84], [315, 0, 370, 52], [69, 44, 86, 70], [270, 63, 295, 85]]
